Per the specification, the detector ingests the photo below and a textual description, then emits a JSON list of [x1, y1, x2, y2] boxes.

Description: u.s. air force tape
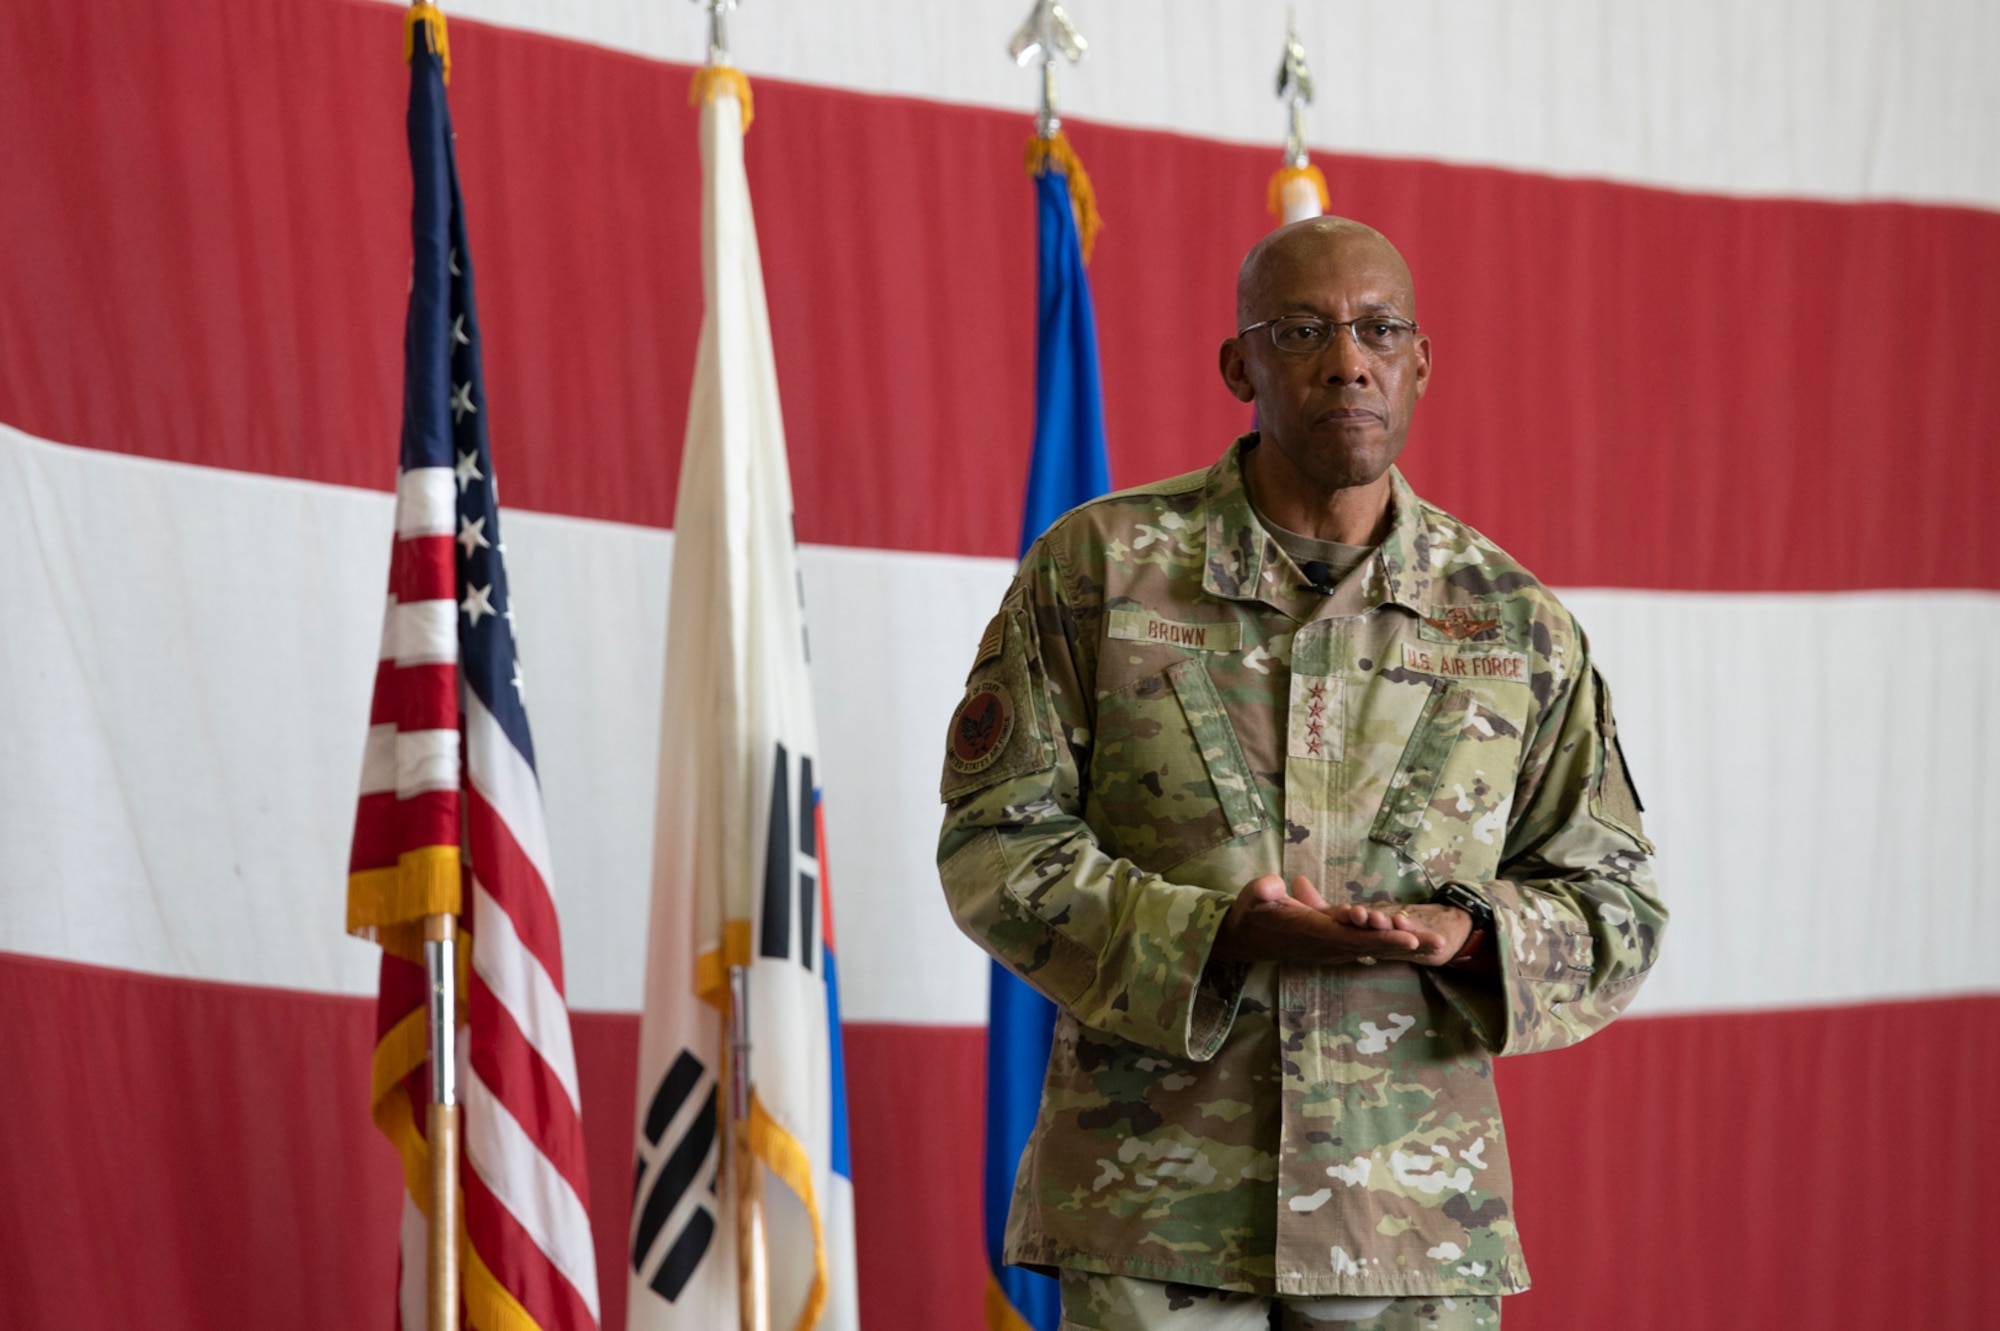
[[947, 680, 1014, 775]]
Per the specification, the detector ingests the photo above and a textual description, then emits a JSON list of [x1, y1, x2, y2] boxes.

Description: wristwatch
[[1431, 882, 1496, 965]]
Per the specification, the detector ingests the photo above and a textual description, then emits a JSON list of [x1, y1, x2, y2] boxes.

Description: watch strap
[[1432, 881, 1495, 934]]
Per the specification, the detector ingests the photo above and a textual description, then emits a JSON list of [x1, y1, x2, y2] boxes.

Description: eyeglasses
[[1236, 314, 1421, 358]]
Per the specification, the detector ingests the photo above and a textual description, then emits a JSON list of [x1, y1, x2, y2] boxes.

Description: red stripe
[[3, 954, 1996, 1330], [391, 535, 457, 604], [388, 661, 458, 735], [844, 1024, 987, 1330], [466, 786, 566, 995], [398, 788, 459, 857], [468, 969, 592, 1202], [349, 791, 401, 872], [3, 0, 1995, 590], [349, 788, 460, 872], [0, 954, 402, 1327], [376, 952, 428, 1042], [367, 659, 396, 725], [464, 1167, 598, 1331]]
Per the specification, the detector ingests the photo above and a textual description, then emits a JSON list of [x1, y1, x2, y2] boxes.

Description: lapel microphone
[[1299, 559, 1341, 595]]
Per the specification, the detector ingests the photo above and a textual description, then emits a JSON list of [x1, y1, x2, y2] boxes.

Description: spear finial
[[1276, 9, 1315, 169], [1267, 10, 1328, 222], [1009, 0, 1087, 140]]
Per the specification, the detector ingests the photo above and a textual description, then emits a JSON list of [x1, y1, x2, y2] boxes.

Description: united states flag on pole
[[627, 66, 859, 1331], [346, 9, 600, 1330]]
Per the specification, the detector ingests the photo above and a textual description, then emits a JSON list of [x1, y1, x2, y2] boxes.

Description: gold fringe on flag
[[466, 1242, 543, 1331], [1025, 131, 1103, 263], [695, 919, 755, 1012], [346, 843, 464, 962], [1267, 163, 1331, 219], [691, 65, 756, 132], [404, 2, 451, 84]]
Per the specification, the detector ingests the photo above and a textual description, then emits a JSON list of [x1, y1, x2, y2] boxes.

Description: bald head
[[1218, 215, 1432, 524], [1236, 217, 1416, 327]]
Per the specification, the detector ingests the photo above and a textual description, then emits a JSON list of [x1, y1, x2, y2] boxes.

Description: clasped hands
[[1211, 874, 1481, 970]]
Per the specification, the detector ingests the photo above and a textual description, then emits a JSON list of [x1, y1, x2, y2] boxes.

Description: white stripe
[[393, 598, 458, 667], [2, 427, 1994, 1015], [396, 728, 461, 799], [396, 466, 457, 539], [797, 544, 1015, 1026], [398, 1191, 429, 1331], [471, 878, 582, 1113], [462, 1066, 602, 1319], [464, 688, 555, 892], [360, 723, 398, 796], [378, 594, 397, 662], [1563, 589, 2000, 1018], [381, 0, 2000, 210]]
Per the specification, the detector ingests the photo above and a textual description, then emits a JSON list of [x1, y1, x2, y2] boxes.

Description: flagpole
[[728, 965, 765, 1331], [424, 910, 461, 1330], [696, 0, 766, 1317]]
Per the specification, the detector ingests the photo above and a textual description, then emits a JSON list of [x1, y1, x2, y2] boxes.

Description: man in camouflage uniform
[[938, 217, 1666, 1330]]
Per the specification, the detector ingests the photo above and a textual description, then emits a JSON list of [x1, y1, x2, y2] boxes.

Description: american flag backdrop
[[1, 2, 1997, 1330], [345, 11, 600, 1331]]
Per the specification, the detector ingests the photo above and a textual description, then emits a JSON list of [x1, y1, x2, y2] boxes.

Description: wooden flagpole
[[425, 911, 461, 1330]]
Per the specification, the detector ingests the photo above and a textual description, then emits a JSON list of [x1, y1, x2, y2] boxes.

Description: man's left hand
[[1332, 902, 1492, 972]]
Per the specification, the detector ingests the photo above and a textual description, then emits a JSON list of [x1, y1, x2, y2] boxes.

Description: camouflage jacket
[[937, 438, 1666, 1298]]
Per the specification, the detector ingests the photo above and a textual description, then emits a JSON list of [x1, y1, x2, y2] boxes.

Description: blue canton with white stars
[[401, 41, 537, 774]]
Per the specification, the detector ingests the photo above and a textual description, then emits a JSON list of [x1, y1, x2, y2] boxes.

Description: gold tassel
[[1025, 131, 1103, 263], [1267, 163, 1330, 219], [690, 65, 755, 133], [404, 2, 451, 84]]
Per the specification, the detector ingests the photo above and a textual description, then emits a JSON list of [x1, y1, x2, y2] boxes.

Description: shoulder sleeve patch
[[947, 681, 1014, 774]]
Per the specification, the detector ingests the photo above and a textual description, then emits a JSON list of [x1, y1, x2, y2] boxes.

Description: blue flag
[[986, 149, 1111, 1331]]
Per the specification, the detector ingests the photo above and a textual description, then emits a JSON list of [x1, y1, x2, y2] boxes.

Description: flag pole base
[[427, 1099, 461, 1330], [425, 911, 461, 1331], [735, 1118, 768, 1331]]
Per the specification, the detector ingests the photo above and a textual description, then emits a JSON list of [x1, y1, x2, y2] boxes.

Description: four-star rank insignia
[[1424, 606, 1502, 641], [948, 680, 1014, 775]]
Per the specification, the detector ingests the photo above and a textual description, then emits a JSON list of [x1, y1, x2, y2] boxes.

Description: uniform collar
[[1199, 434, 1436, 623]]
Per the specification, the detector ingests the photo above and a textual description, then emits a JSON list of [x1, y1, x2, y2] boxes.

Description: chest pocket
[[1369, 678, 1461, 849], [1088, 657, 1267, 873], [1368, 677, 1527, 887]]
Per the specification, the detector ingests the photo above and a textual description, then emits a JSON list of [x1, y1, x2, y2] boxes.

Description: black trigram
[[758, 741, 819, 972], [630, 1050, 718, 1303]]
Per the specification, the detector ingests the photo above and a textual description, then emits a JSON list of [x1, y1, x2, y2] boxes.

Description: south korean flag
[[628, 71, 858, 1331]]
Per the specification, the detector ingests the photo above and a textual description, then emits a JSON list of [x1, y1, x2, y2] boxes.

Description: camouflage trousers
[[1057, 1271, 1501, 1331]]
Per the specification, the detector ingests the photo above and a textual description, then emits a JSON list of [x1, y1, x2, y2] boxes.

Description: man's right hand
[[1210, 875, 1447, 965]]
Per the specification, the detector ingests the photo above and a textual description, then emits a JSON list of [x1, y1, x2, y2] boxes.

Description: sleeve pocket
[[1586, 670, 1655, 853]]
